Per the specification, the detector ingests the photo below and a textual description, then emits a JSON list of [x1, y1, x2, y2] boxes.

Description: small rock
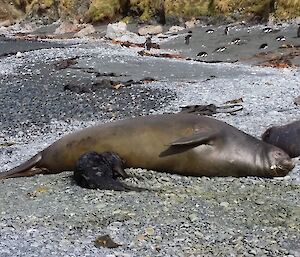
[[294, 96, 300, 105], [188, 213, 198, 222], [94, 235, 121, 248], [145, 227, 155, 236], [75, 24, 95, 37], [138, 25, 163, 36], [249, 249, 257, 255], [185, 18, 198, 29], [220, 202, 229, 208], [155, 235, 163, 242], [106, 22, 144, 43], [106, 22, 128, 39], [16, 52, 23, 58], [54, 21, 79, 34], [168, 26, 185, 33]]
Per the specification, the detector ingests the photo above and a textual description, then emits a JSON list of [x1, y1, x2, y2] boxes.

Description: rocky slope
[[1, 0, 299, 25]]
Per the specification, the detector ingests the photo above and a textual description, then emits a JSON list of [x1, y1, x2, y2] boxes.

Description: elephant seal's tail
[[0, 154, 44, 179]]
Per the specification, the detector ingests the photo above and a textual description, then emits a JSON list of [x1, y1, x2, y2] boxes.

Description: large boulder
[[105, 21, 128, 39], [138, 25, 163, 36], [74, 24, 95, 37], [106, 21, 146, 44]]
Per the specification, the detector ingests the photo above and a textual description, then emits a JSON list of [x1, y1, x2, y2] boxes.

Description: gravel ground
[[0, 24, 299, 256]]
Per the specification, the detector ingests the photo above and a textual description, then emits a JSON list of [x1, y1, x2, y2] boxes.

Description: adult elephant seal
[[262, 121, 300, 158], [0, 114, 294, 179]]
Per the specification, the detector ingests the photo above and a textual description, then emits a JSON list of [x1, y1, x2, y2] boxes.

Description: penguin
[[185, 34, 192, 45], [259, 43, 268, 49], [197, 51, 208, 57]]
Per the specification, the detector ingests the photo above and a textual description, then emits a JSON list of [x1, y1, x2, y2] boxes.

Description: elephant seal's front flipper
[[170, 130, 219, 146], [0, 154, 44, 179], [159, 131, 218, 157]]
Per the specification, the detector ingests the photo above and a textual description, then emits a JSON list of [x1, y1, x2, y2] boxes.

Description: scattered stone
[[105, 21, 146, 44], [220, 202, 230, 208], [94, 235, 122, 248], [106, 22, 131, 39], [138, 50, 183, 59], [185, 18, 198, 29], [188, 213, 198, 222], [54, 57, 78, 70], [294, 96, 300, 105], [64, 77, 157, 94], [54, 21, 79, 34], [255, 199, 265, 205], [224, 98, 244, 104], [156, 33, 168, 39], [15, 51, 23, 58], [75, 24, 95, 37], [138, 25, 163, 36], [145, 227, 155, 236], [112, 39, 160, 49], [168, 26, 185, 33]]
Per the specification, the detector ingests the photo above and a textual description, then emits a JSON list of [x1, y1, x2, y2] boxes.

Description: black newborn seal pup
[[74, 151, 141, 191]]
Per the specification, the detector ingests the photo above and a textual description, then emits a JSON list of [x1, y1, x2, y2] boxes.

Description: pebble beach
[[0, 21, 299, 256]]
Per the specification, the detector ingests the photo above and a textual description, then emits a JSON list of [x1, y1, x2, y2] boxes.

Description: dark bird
[[145, 36, 152, 50], [276, 35, 285, 41], [214, 46, 226, 53], [230, 38, 241, 45], [259, 43, 268, 49], [185, 34, 192, 45], [224, 26, 229, 35], [263, 27, 273, 33], [206, 29, 214, 34], [197, 51, 208, 57], [297, 25, 300, 38]]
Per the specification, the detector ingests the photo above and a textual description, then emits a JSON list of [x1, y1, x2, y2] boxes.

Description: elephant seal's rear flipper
[[159, 131, 218, 157], [0, 154, 43, 179]]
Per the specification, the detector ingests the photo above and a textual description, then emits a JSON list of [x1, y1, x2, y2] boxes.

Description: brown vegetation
[[0, 0, 299, 24]]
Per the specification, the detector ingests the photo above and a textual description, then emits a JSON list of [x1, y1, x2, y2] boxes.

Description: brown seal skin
[[0, 114, 295, 179], [262, 121, 300, 158]]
